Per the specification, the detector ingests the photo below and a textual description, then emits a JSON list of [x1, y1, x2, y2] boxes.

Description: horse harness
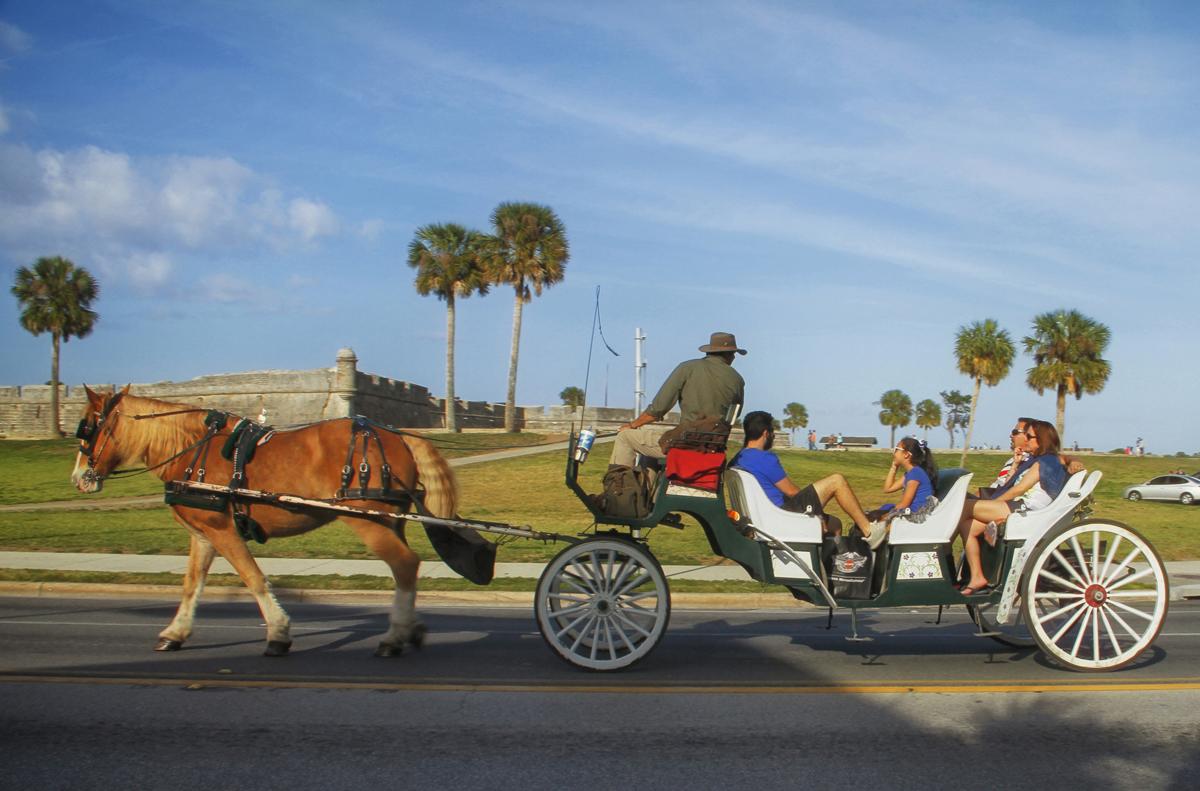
[[161, 413, 426, 544]]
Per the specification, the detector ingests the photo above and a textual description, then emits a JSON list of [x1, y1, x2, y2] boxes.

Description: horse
[[70, 385, 457, 657]]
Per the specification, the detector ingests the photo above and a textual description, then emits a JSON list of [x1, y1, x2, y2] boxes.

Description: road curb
[[0, 581, 810, 610]]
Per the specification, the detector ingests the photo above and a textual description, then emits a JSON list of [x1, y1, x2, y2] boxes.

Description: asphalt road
[[2, 595, 1199, 790]]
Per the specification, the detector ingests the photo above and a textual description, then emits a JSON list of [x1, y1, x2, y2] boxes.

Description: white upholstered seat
[[724, 468, 823, 544], [887, 472, 974, 546], [1003, 470, 1098, 542]]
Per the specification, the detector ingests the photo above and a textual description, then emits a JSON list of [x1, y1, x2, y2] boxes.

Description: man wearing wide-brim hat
[[609, 331, 747, 468]]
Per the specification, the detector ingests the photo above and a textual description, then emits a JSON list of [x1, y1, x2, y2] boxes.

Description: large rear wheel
[[535, 536, 670, 671], [1020, 520, 1168, 671]]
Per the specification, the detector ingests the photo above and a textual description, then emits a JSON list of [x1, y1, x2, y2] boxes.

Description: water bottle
[[575, 427, 596, 463]]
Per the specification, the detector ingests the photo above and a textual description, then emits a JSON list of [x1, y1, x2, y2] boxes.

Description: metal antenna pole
[[634, 327, 646, 413]]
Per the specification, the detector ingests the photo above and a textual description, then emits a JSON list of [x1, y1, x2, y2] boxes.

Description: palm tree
[[915, 399, 941, 442], [955, 319, 1015, 466], [782, 402, 808, 442], [407, 223, 490, 433], [875, 389, 913, 448], [940, 389, 971, 449], [11, 256, 99, 437], [1023, 309, 1111, 441], [487, 202, 569, 432]]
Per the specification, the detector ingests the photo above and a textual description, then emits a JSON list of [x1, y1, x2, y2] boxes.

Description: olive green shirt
[[646, 355, 744, 423]]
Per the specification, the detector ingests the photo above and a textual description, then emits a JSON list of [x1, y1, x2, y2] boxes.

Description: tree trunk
[[947, 425, 955, 449], [504, 290, 524, 433], [1056, 384, 1067, 443], [49, 332, 63, 438], [445, 294, 457, 433], [889, 425, 896, 448], [959, 376, 981, 467]]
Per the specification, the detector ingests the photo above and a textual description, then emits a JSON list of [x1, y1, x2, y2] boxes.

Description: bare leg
[[157, 525, 216, 651], [812, 473, 874, 534]]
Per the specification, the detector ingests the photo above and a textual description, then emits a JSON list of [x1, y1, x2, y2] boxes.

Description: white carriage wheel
[[535, 537, 670, 671], [967, 601, 1036, 649], [1020, 520, 1169, 672]]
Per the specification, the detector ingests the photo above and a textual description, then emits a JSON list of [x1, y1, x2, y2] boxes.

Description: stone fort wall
[[0, 348, 652, 438]]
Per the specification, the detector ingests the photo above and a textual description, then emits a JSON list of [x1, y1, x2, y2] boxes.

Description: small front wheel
[[1020, 520, 1168, 672], [535, 537, 670, 671]]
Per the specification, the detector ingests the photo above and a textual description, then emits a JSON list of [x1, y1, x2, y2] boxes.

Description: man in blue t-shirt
[[731, 411, 882, 545]]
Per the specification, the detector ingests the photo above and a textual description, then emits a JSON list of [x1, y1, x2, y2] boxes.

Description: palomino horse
[[71, 385, 457, 657]]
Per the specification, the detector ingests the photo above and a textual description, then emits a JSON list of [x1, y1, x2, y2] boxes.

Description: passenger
[[731, 411, 883, 545], [981, 416, 1083, 498], [956, 420, 1067, 595], [865, 437, 938, 535], [609, 331, 745, 469]]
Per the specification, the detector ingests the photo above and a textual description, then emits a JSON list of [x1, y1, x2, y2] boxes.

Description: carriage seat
[[723, 468, 823, 544], [1003, 470, 1098, 543], [887, 471, 974, 546]]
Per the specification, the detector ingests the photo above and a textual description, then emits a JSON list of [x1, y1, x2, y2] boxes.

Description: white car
[[1123, 475, 1200, 505]]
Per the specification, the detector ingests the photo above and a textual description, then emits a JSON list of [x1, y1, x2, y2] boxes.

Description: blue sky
[[1, 1, 1197, 453]]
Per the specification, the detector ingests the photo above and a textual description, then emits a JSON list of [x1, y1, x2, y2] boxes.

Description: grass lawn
[[1, 440, 1197, 563]]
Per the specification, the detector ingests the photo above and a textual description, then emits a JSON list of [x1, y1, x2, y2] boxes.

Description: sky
[[1, 1, 1197, 454]]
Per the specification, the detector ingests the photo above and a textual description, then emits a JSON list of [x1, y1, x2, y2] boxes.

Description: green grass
[[2, 441, 1198, 564]]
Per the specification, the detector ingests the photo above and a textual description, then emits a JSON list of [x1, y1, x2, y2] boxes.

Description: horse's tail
[[401, 435, 458, 518]]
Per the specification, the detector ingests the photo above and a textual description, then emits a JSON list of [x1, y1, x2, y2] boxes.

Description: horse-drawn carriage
[[72, 387, 1170, 673]]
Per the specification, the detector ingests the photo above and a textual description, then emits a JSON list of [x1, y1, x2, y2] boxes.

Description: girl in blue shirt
[[865, 438, 939, 539]]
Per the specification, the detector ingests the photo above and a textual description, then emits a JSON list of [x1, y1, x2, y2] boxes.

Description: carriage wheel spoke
[[567, 561, 599, 595], [1109, 598, 1155, 622], [1090, 530, 1102, 581], [1103, 547, 1144, 590], [1104, 605, 1143, 641], [1048, 602, 1089, 643], [1098, 534, 1123, 586], [1091, 610, 1101, 663], [1106, 566, 1155, 593], [566, 614, 597, 650], [1040, 599, 1087, 624], [1069, 607, 1090, 658], [1051, 548, 1089, 588], [1069, 537, 1093, 585], [616, 571, 653, 598], [547, 601, 590, 619], [612, 609, 653, 640], [1037, 567, 1084, 593], [1097, 607, 1124, 656], [556, 609, 593, 641], [611, 556, 636, 594]]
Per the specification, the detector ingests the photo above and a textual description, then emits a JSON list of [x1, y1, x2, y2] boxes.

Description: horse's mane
[[118, 394, 215, 468]]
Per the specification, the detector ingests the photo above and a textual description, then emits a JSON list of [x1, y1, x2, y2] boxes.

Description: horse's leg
[[155, 523, 216, 652], [344, 517, 423, 657], [205, 528, 293, 656]]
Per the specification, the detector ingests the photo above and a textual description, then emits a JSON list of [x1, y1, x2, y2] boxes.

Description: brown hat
[[699, 331, 747, 355]]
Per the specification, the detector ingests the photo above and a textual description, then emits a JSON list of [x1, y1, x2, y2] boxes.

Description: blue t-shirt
[[730, 448, 787, 507], [903, 467, 934, 511]]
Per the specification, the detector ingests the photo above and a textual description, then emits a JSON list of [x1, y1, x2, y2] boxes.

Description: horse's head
[[71, 384, 132, 493]]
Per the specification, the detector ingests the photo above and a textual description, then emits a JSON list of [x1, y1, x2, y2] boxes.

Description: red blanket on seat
[[665, 448, 726, 491]]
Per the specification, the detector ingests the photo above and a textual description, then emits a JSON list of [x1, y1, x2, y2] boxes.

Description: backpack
[[597, 466, 655, 519]]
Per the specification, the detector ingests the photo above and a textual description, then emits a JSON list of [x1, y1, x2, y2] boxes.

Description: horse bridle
[[75, 392, 127, 484]]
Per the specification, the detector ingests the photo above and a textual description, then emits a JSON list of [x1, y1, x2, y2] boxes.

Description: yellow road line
[[4, 674, 1200, 694]]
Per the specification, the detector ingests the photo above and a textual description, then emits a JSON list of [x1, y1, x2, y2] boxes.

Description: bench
[[820, 435, 877, 449]]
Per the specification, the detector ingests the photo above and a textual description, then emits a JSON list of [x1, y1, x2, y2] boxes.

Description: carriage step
[[657, 513, 685, 529]]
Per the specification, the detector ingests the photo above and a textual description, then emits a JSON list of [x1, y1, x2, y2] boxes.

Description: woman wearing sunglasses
[[956, 419, 1067, 596]]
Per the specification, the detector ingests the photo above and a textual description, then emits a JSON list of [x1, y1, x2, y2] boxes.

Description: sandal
[[960, 583, 994, 596]]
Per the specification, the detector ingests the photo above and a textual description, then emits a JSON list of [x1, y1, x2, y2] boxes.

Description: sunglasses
[[1011, 428, 1025, 436]]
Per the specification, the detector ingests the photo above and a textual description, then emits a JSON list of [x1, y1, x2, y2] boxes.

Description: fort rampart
[[0, 348, 655, 438]]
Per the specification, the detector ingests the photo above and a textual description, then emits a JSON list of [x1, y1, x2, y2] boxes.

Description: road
[[2, 595, 1199, 789]]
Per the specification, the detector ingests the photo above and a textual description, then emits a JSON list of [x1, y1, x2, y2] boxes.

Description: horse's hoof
[[374, 642, 403, 658], [154, 638, 183, 652], [409, 624, 428, 651], [263, 640, 292, 657]]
